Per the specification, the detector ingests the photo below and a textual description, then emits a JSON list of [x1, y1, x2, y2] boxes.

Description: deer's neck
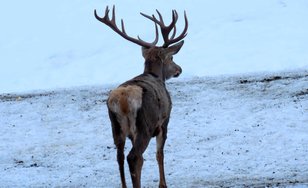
[[143, 59, 165, 81]]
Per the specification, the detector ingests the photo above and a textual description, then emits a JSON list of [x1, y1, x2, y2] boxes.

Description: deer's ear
[[165, 40, 184, 56]]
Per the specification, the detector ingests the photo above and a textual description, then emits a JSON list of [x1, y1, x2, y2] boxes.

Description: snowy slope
[[1, 0, 308, 93], [1, 70, 307, 187]]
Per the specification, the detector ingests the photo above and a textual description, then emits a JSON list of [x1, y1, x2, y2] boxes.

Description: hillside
[[1, 0, 308, 93]]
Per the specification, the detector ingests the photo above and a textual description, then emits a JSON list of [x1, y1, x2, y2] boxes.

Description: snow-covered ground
[[1, 70, 307, 187]]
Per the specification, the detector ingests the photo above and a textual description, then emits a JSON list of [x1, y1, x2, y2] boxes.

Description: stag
[[94, 5, 188, 188]]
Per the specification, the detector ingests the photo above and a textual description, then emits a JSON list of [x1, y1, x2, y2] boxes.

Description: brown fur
[[108, 85, 143, 116]]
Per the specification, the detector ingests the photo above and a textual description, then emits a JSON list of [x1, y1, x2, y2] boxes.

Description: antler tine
[[94, 5, 159, 48], [120, 19, 127, 34], [169, 10, 178, 40], [141, 10, 169, 44], [170, 24, 177, 40], [170, 10, 178, 28], [162, 10, 188, 48], [105, 6, 110, 20], [141, 9, 187, 48], [140, 12, 159, 25], [155, 10, 165, 26], [111, 5, 116, 23], [156, 10, 175, 43]]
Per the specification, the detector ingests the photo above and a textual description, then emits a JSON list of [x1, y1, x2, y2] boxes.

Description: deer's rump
[[108, 74, 172, 138]]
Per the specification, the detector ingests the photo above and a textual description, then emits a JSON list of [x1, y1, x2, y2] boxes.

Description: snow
[[1, 70, 307, 187], [1, 0, 308, 93], [1, 0, 308, 187]]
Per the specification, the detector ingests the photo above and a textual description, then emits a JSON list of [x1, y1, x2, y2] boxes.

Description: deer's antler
[[141, 10, 188, 48], [94, 5, 159, 48]]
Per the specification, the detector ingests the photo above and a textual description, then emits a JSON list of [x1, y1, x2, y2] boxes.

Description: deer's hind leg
[[126, 109, 152, 188], [108, 109, 127, 188], [156, 124, 168, 188], [127, 134, 151, 188]]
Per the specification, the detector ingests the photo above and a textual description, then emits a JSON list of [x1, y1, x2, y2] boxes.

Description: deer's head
[[94, 6, 188, 81]]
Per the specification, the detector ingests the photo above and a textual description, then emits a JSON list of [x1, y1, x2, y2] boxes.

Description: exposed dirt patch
[[239, 74, 308, 84], [0, 92, 56, 102]]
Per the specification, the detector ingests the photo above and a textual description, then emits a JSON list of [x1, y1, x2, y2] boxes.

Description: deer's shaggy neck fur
[[143, 48, 165, 81]]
